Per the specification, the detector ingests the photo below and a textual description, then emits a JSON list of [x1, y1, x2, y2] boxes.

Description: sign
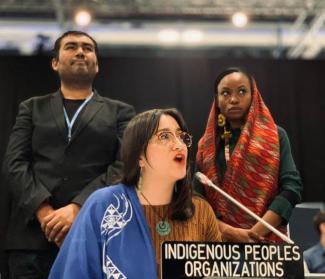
[[161, 242, 304, 279]]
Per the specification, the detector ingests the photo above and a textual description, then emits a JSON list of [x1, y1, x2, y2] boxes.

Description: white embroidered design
[[101, 193, 133, 279]]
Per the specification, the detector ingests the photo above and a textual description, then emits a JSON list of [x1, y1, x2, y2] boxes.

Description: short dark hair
[[214, 67, 254, 94], [52, 30, 98, 59], [313, 210, 325, 235], [121, 108, 194, 221]]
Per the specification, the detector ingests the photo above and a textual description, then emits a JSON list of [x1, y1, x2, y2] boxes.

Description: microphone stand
[[195, 172, 294, 244], [195, 172, 312, 274]]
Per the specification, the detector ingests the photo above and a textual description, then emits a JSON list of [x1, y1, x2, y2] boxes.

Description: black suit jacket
[[3, 90, 135, 250]]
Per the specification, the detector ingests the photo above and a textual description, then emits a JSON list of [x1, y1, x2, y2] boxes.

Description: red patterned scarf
[[196, 81, 286, 242]]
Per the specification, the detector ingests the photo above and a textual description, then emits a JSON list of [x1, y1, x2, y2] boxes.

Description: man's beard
[[60, 70, 97, 88]]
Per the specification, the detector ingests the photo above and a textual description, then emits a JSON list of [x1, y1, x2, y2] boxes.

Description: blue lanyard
[[63, 92, 94, 142]]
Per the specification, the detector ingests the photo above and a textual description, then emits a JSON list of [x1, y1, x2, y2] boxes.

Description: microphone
[[195, 171, 294, 244], [195, 172, 314, 275]]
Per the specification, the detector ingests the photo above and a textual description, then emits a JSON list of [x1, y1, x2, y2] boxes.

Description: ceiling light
[[74, 9, 92, 27], [182, 30, 203, 44], [232, 12, 248, 28], [158, 29, 180, 44]]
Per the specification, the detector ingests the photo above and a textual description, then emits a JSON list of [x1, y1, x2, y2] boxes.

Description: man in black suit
[[2, 30, 135, 279]]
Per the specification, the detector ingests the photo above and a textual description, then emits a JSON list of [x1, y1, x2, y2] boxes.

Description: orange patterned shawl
[[196, 80, 286, 242]]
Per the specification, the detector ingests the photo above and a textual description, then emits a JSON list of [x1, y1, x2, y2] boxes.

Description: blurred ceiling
[[1, 0, 325, 59]]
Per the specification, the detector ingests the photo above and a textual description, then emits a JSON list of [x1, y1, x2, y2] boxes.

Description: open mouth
[[174, 154, 185, 163]]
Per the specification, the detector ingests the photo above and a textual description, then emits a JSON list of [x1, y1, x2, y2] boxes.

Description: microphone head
[[195, 172, 211, 185]]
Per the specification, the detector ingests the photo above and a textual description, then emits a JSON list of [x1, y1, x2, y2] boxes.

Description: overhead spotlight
[[182, 30, 203, 44], [158, 29, 180, 44], [74, 9, 92, 27], [232, 12, 248, 28]]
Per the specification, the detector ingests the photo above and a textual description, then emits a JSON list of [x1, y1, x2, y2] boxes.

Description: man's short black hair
[[52, 30, 98, 59], [313, 210, 325, 235]]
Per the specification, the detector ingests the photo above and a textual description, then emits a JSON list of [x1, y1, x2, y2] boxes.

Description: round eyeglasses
[[155, 130, 192, 148]]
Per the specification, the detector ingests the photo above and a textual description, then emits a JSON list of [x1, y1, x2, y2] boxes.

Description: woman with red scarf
[[196, 67, 303, 243]]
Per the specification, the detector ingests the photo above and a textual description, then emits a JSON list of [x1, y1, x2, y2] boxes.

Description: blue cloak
[[49, 184, 157, 279]]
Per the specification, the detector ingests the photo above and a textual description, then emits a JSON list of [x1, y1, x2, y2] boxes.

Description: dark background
[[0, 55, 324, 276]]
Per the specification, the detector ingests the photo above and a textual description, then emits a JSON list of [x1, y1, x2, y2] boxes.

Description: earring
[[217, 113, 232, 140], [221, 128, 232, 140], [218, 113, 226, 127]]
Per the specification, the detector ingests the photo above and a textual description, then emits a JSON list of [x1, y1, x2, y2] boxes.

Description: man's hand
[[36, 202, 54, 225], [41, 203, 81, 247]]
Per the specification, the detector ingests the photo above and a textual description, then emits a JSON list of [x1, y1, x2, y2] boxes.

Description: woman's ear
[[139, 156, 145, 168]]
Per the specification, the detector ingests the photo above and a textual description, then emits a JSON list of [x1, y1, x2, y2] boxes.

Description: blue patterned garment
[[49, 184, 157, 279]]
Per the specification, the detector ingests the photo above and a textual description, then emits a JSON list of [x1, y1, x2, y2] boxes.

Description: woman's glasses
[[154, 130, 192, 148]]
